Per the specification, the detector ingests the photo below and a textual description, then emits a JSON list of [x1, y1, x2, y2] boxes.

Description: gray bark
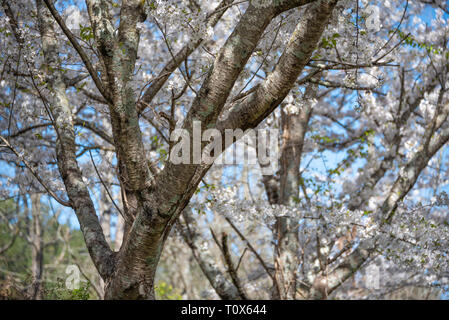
[[179, 211, 241, 300], [29, 194, 44, 300], [274, 85, 315, 299]]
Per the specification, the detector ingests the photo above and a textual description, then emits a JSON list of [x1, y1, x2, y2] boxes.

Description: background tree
[[0, 193, 101, 299], [0, 0, 448, 300]]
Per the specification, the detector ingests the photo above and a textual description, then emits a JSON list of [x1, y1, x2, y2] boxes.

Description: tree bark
[[29, 194, 44, 300], [274, 85, 315, 299]]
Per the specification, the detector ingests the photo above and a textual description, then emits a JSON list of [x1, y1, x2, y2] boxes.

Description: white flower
[[136, 22, 146, 32], [65, 6, 81, 31], [285, 103, 300, 115]]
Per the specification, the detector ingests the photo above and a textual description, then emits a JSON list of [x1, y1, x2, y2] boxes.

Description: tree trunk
[[274, 85, 315, 299], [29, 194, 44, 300]]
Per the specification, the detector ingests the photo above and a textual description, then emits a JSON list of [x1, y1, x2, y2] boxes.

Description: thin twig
[[88, 150, 124, 218]]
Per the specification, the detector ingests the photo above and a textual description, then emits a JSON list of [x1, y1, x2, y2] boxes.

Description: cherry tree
[[174, 0, 449, 299], [1, 0, 448, 299]]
